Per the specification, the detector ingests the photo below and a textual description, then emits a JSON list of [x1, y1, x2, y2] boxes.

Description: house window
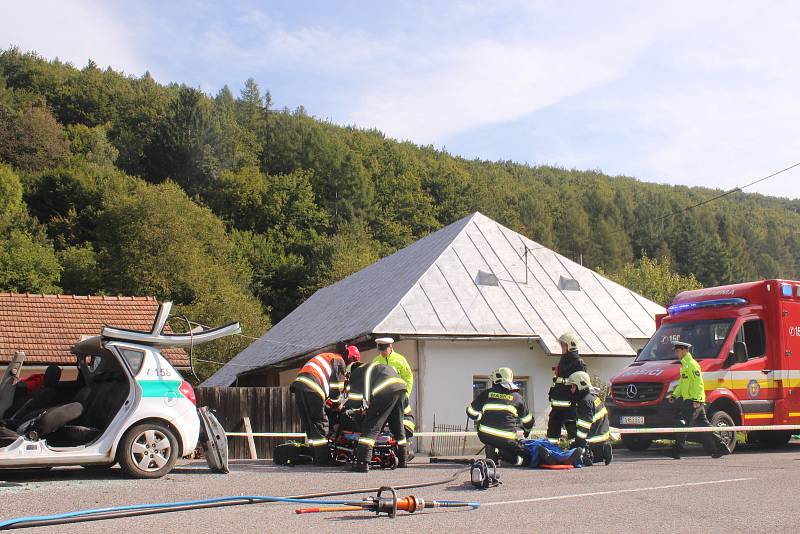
[[473, 376, 528, 401]]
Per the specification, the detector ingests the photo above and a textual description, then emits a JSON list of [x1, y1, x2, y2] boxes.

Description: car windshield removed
[[637, 319, 735, 361]]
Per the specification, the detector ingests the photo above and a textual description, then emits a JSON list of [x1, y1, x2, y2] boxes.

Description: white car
[[0, 302, 232, 479]]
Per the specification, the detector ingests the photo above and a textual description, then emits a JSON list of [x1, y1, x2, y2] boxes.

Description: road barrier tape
[[225, 424, 800, 440], [226, 432, 307, 438]]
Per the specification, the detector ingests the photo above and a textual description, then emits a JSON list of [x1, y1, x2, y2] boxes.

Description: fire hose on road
[[0, 467, 476, 530]]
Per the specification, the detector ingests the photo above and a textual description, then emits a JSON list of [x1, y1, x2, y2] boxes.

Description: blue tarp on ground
[[523, 439, 582, 468]]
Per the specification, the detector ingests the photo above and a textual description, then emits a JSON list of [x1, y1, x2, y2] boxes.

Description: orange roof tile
[[0, 293, 188, 368]]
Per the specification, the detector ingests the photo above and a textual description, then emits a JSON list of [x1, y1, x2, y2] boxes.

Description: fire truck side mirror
[[727, 341, 748, 367]]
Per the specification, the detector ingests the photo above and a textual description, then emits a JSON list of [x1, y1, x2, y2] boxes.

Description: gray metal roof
[[203, 212, 664, 386]]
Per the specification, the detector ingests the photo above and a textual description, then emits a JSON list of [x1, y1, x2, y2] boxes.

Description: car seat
[[7, 366, 62, 422], [24, 360, 130, 445]]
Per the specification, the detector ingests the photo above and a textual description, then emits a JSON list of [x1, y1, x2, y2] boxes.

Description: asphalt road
[[1, 441, 799, 533]]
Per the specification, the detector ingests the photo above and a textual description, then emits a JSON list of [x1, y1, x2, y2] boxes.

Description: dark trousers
[[355, 391, 406, 463], [401, 395, 415, 438], [547, 406, 577, 442], [478, 432, 531, 466], [673, 399, 725, 455], [290, 383, 327, 443]]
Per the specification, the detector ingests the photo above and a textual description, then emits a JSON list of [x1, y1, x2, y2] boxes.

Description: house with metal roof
[[204, 212, 664, 431]]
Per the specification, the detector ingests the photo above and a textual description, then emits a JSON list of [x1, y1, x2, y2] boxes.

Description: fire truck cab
[[607, 280, 800, 453]]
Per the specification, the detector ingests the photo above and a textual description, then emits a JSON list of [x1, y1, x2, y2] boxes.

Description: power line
[[648, 160, 800, 225]]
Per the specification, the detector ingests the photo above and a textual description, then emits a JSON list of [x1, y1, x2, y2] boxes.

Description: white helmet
[[566, 371, 592, 391], [558, 332, 579, 351], [491, 367, 514, 385]]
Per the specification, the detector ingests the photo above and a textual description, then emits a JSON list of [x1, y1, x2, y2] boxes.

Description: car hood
[[612, 361, 682, 382]]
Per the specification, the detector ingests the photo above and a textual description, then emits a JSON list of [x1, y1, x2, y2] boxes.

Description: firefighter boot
[[352, 461, 369, 473], [397, 445, 408, 468], [406, 439, 416, 461], [313, 445, 333, 466], [485, 446, 501, 467], [581, 447, 593, 466], [667, 445, 681, 459], [602, 442, 613, 465]]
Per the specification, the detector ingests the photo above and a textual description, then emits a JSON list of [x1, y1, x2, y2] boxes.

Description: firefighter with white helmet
[[566, 371, 613, 466], [466, 367, 534, 466], [547, 332, 587, 445]]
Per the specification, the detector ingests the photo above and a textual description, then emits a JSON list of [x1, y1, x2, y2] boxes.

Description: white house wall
[[418, 339, 635, 436]]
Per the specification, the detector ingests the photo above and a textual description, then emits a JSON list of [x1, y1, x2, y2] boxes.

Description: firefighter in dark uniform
[[345, 361, 408, 472], [667, 341, 729, 459], [467, 367, 534, 466], [567, 371, 613, 466], [547, 332, 586, 444], [289, 344, 356, 465]]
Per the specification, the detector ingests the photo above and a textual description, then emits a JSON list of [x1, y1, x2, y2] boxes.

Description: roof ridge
[[0, 293, 158, 301]]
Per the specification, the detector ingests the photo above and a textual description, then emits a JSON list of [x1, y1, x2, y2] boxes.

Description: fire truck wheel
[[620, 435, 653, 451], [709, 410, 737, 453]]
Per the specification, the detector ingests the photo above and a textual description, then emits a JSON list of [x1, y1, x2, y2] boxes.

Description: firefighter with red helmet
[[345, 361, 408, 473], [290, 343, 359, 465], [467, 367, 534, 466]]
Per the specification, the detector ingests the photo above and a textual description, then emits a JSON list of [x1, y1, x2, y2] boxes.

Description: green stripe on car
[[139, 380, 184, 398]]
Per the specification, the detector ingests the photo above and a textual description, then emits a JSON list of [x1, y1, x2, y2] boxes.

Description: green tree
[[0, 163, 24, 229], [58, 243, 102, 295], [603, 253, 702, 306], [95, 181, 269, 376], [0, 102, 70, 171], [0, 229, 61, 293], [65, 123, 119, 165]]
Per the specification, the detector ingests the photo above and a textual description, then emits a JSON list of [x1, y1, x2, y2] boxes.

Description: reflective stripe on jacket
[[294, 352, 346, 399], [345, 362, 407, 409], [550, 350, 587, 405], [671, 352, 705, 402], [467, 383, 533, 441], [574, 391, 610, 446]]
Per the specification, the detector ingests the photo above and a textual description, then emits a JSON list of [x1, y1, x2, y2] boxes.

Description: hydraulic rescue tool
[[294, 486, 479, 518]]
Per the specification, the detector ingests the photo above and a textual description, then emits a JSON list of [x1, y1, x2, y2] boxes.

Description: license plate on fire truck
[[620, 416, 645, 425]]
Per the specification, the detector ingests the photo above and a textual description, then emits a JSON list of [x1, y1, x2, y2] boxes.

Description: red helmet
[[346, 345, 361, 363]]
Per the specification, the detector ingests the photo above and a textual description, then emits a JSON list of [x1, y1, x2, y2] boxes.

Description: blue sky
[[3, 0, 799, 199]]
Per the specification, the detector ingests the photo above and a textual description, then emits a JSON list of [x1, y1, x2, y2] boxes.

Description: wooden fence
[[196, 386, 300, 459]]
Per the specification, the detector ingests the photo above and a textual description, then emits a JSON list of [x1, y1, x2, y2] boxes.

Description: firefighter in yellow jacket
[[667, 341, 729, 459]]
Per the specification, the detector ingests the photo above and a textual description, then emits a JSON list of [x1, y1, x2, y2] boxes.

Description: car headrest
[[44, 366, 61, 388]]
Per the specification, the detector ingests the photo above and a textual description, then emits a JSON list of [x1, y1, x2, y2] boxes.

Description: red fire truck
[[607, 280, 800, 453]]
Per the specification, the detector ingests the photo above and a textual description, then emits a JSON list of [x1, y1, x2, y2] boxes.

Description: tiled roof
[[0, 293, 188, 367]]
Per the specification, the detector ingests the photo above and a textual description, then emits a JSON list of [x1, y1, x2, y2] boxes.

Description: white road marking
[[481, 478, 752, 507]]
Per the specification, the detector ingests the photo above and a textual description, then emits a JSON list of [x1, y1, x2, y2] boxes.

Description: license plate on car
[[621, 416, 645, 425]]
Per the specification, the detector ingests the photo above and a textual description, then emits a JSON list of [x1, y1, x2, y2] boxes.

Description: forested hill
[[1, 48, 798, 376]]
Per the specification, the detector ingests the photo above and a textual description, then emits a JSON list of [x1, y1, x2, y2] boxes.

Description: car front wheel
[[118, 423, 178, 479]]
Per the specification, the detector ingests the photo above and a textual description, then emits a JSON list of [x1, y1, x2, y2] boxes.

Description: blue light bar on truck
[[668, 297, 749, 315]]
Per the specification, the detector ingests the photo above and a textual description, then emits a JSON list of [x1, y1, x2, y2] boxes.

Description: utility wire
[[645, 160, 800, 225]]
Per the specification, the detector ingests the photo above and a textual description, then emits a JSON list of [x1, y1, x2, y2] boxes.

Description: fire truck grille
[[612, 382, 664, 402]]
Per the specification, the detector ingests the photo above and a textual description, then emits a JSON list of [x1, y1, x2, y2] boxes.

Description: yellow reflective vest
[[373, 351, 413, 396], [671, 352, 705, 402]]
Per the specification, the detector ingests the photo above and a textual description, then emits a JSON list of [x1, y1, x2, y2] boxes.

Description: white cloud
[[0, 0, 147, 75]]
